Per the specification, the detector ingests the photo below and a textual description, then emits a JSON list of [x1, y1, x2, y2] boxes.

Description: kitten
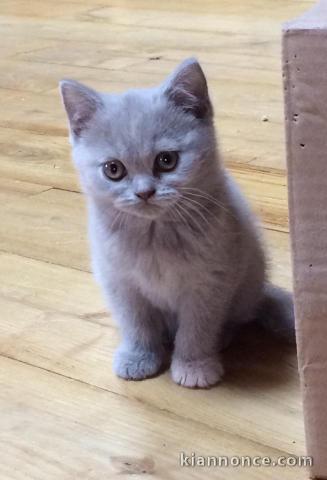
[[60, 58, 294, 389]]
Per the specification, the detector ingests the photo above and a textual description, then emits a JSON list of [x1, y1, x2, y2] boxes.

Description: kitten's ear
[[164, 58, 212, 119], [59, 79, 103, 138]]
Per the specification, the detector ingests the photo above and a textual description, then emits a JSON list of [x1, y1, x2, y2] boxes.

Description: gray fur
[[60, 58, 294, 388]]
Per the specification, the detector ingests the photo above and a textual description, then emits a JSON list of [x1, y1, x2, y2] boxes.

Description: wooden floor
[[0, 0, 315, 478]]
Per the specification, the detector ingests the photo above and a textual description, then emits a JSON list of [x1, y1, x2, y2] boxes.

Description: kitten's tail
[[256, 283, 296, 343]]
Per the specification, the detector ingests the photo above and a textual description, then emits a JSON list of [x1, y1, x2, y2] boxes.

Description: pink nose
[[136, 189, 156, 201]]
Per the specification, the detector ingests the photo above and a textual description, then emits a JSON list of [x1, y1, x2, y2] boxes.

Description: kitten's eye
[[103, 160, 127, 181], [154, 151, 179, 173]]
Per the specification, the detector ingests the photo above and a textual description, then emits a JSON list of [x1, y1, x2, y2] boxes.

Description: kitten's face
[[60, 59, 216, 220]]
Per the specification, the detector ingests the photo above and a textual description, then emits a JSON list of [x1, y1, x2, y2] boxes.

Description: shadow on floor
[[222, 324, 298, 391]]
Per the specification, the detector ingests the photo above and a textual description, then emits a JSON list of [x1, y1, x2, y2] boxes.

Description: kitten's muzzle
[[136, 189, 156, 201]]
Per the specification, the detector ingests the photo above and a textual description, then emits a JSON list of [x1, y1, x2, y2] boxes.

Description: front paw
[[171, 356, 224, 389], [113, 346, 164, 380]]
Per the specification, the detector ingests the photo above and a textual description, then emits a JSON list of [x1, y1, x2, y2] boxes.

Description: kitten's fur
[[60, 58, 294, 388]]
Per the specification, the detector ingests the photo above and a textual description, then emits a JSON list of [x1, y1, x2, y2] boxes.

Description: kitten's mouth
[[117, 202, 164, 219]]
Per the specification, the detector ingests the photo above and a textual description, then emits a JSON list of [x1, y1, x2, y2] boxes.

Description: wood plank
[[0, 128, 289, 229], [0, 181, 290, 283], [0, 245, 296, 461], [0, 188, 90, 271], [0, 252, 104, 317], [0, 177, 51, 201], [0, 275, 303, 456], [0, 356, 307, 479], [0, 128, 77, 191]]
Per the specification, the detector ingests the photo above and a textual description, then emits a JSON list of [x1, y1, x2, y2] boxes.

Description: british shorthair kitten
[[60, 58, 294, 388]]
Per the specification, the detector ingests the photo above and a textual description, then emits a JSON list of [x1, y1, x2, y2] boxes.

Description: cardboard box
[[283, 1, 327, 478]]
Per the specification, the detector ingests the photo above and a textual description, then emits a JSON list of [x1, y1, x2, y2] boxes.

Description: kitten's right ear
[[59, 79, 103, 138], [164, 58, 212, 119]]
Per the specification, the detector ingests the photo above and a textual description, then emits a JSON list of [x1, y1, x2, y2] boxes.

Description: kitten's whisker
[[110, 211, 121, 231], [173, 204, 191, 230], [166, 205, 178, 223], [177, 201, 204, 234], [169, 206, 181, 224], [180, 187, 224, 206], [180, 197, 212, 228], [181, 195, 222, 226], [180, 187, 233, 217], [118, 212, 126, 231], [182, 197, 222, 230]]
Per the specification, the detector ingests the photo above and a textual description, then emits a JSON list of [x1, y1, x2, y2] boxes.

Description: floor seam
[[0, 352, 303, 460]]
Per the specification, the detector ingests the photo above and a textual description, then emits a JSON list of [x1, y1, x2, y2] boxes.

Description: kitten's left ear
[[164, 58, 213, 119], [59, 79, 103, 138]]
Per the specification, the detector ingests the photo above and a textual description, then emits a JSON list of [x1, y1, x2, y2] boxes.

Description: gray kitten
[[60, 58, 294, 389]]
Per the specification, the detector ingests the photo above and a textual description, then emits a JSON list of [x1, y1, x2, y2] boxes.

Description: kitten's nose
[[136, 189, 156, 201]]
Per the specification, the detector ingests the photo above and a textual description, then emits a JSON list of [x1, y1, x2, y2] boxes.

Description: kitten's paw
[[113, 347, 164, 380], [171, 356, 224, 389]]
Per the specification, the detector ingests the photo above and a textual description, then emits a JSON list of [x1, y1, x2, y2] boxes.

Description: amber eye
[[103, 160, 127, 181], [154, 151, 179, 173]]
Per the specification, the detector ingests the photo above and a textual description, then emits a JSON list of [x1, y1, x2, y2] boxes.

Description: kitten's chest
[[130, 246, 183, 308], [102, 222, 195, 309]]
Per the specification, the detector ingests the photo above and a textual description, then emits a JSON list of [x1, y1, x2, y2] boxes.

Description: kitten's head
[[60, 58, 218, 220]]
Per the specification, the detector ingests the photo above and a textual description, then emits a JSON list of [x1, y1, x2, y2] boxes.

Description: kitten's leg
[[171, 292, 227, 388], [105, 283, 167, 380]]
